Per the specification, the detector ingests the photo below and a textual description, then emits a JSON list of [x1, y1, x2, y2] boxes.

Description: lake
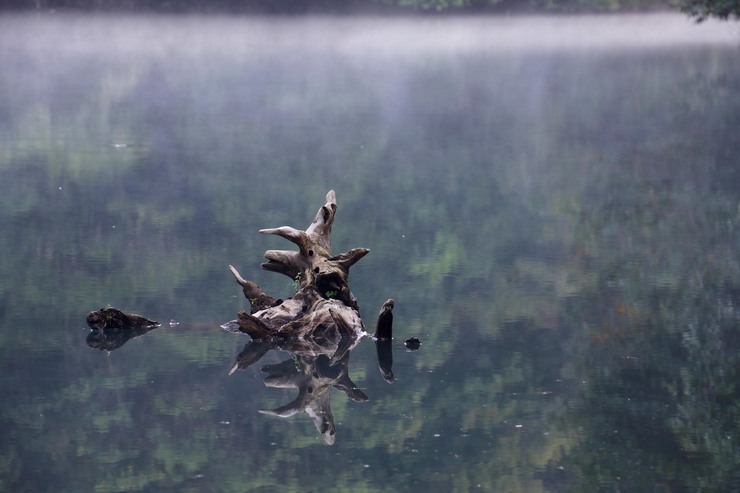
[[0, 12, 738, 492]]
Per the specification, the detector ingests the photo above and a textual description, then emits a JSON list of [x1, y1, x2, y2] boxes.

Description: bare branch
[[259, 227, 312, 257], [229, 265, 265, 298], [260, 250, 302, 279], [330, 248, 370, 271], [306, 189, 337, 252], [229, 265, 281, 313]]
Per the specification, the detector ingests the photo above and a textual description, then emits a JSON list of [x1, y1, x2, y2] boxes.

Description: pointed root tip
[[228, 265, 245, 281]]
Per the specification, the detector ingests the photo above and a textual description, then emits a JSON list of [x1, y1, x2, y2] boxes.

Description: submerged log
[[374, 299, 394, 340], [228, 190, 376, 341], [86, 307, 159, 331], [85, 307, 160, 351]]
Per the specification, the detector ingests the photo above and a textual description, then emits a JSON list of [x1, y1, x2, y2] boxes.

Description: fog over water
[[0, 11, 739, 493], [3, 12, 738, 57]]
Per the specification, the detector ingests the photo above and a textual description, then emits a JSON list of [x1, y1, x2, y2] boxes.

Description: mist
[[1, 11, 739, 493], [3, 12, 737, 58]]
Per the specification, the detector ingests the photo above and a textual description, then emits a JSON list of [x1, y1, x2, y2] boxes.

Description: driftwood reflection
[[229, 336, 369, 445], [375, 340, 394, 383], [85, 307, 160, 352], [221, 190, 401, 443]]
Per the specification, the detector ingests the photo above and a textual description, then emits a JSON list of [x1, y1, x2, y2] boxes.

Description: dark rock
[[404, 337, 421, 351]]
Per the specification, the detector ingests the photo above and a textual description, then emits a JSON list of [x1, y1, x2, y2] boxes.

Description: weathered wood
[[235, 312, 266, 338], [227, 190, 372, 341], [228, 265, 282, 314], [258, 190, 338, 277], [374, 299, 394, 340], [260, 250, 301, 279], [86, 307, 159, 330], [330, 248, 370, 270], [223, 190, 400, 443], [85, 307, 160, 352]]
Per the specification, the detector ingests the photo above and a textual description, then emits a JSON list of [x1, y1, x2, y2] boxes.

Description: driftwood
[[227, 190, 389, 342], [224, 190, 400, 442], [374, 299, 394, 340], [86, 307, 159, 330], [85, 307, 160, 351]]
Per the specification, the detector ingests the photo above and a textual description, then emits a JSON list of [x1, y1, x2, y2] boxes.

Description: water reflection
[[86, 325, 160, 351], [375, 340, 394, 383], [229, 337, 370, 445], [1, 12, 738, 493]]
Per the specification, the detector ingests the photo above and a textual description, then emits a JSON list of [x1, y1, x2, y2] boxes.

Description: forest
[[2, 0, 740, 21]]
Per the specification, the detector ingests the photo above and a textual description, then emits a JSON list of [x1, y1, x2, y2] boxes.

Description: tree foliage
[[679, 0, 740, 19], [0, 0, 684, 14], [5, 0, 740, 22]]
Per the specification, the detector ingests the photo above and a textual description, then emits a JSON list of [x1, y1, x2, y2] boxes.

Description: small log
[[86, 307, 159, 330], [374, 299, 394, 340], [85, 307, 160, 351]]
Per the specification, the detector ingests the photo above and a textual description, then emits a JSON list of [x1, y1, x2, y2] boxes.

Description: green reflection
[[0, 14, 738, 493]]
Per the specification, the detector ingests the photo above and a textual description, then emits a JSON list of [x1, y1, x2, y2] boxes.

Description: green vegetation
[[3, 0, 739, 22], [291, 272, 303, 292], [679, 0, 740, 18]]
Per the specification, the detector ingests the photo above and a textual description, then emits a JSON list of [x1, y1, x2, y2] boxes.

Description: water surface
[[0, 13, 739, 493]]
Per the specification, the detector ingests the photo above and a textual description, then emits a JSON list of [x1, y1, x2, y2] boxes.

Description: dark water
[[1, 12, 739, 492]]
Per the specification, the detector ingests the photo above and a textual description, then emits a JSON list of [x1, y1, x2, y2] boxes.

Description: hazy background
[[1, 12, 739, 493]]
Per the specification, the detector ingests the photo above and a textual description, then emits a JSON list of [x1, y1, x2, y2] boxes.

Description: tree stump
[[227, 190, 385, 342]]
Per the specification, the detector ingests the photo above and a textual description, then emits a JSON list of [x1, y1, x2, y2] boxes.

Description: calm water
[[1, 12, 739, 493]]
